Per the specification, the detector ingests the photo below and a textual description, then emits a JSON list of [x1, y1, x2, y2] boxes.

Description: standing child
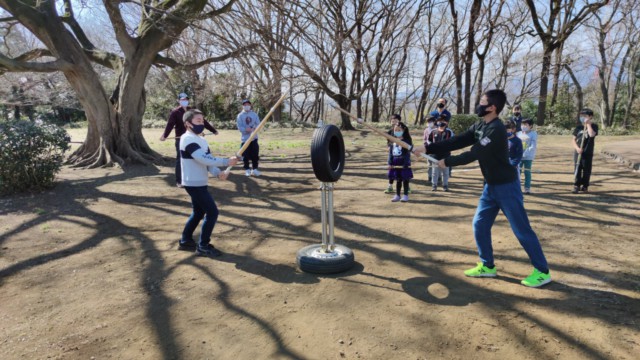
[[179, 110, 238, 257], [428, 119, 453, 191], [388, 122, 413, 202], [385, 114, 402, 193], [505, 120, 523, 179], [572, 108, 598, 193], [236, 99, 262, 176], [517, 119, 537, 194], [510, 104, 523, 132], [423, 116, 437, 184]]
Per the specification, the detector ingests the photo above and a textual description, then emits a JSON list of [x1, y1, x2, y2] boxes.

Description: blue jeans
[[183, 186, 219, 246], [472, 180, 548, 273]]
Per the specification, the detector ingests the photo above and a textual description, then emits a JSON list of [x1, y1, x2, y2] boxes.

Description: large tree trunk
[[463, 0, 482, 114], [535, 49, 553, 126], [334, 94, 355, 130], [623, 52, 640, 129], [611, 46, 631, 128], [563, 63, 584, 123], [370, 84, 380, 123], [67, 49, 162, 167], [448, 0, 463, 114]]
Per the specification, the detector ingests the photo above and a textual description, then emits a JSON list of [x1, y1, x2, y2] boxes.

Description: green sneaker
[[463, 263, 497, 277], [521, 269, 551, 288], [384, 185, 393, 194], [407, 187, 412, 194]]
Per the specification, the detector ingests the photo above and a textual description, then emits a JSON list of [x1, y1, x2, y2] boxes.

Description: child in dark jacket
[[428, 119, 453, 191], [505, 120, 523, 180], [387, 122, 413, 202]]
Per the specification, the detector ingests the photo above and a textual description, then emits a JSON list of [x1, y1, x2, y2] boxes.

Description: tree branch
[[103, 0, 137, 56], [60, 0, 96, 50], [203, 0, 237, 18], [84, 49, 123, 70], [0, 52, 68, 73], [152, 43, 258, 70]]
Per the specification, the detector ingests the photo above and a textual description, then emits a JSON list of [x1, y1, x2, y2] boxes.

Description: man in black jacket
[[413, 89, 551, 288]]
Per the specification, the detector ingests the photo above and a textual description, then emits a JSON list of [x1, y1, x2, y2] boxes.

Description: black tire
[[310, 125, 345, 182], [297, 244, 355, 274]]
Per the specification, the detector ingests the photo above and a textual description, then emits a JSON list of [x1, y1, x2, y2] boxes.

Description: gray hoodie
[[236, 110, 261, 142]]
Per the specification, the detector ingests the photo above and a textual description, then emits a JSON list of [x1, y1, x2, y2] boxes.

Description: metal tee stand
[[319, 182, 336, 252], [296, 125, 354, 274]]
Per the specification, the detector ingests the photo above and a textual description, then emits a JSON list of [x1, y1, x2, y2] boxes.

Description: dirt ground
[[1, 127, 639, 360]]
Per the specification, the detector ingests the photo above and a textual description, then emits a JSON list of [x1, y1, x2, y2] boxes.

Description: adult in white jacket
[[179, 109, 238, 257]]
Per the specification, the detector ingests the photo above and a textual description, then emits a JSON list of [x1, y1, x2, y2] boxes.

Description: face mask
[[437, 103, 445, 109], [513, 112, 520, 117], [522, 125, 530, 132], [475, 104, 491, 117], [243, 105, 251, 111], [427, 122, 435, 129], [179, 100, 189, 107], [190, 124, 205, 134], [394, 131, 403, 137], [580, 117, 586, 123], [507, 130, 513, 136]]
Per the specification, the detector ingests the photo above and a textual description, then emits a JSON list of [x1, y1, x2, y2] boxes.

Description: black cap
[[580, 108, 594, 116], [242, 99, 251, 105]]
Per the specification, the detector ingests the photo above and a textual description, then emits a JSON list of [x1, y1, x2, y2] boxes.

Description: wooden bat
[[333, 106, 439, 164]]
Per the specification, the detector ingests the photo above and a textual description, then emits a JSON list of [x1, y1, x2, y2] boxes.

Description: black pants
[[574, 152, 593, 187], [175, 139, 182, 185], [242, 139, 260, 170], [396, 180, 409, 196]]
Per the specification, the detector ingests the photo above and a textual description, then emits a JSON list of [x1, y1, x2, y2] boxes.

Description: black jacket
[[425, 117, 517, 185]]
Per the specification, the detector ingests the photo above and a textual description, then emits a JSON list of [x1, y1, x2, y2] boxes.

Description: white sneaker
[[245, 169, 251, 176], [252, 169, 261, 177], [391, 195, 401, 202], [401, 195, 409, 202]]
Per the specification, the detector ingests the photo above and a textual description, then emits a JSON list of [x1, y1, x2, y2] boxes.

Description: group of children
[[383, 104, 598, 199], [383, 107, 538, 201]]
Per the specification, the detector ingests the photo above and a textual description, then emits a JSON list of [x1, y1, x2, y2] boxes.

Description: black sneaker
[[431, 187, 437, 192], [195, 244, 222, 258], [443, 186, 449, 192], [581, 186, 589, 193], [572, 186, 579, 194], [178, 240, 197, 251]]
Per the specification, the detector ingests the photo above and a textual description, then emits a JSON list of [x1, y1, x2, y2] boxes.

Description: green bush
[[0, 120, 70, 195], [448, 114, 480, 134]]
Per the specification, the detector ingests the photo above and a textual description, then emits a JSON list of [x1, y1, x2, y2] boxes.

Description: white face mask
[[179, 100, 189, 107], [580, 117, 586, 123], [427, 122, 435, 129], [243, 105, 251, 111], [521, 125, 530, 132]]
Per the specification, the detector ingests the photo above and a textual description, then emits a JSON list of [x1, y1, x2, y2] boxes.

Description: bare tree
[[0, 0, 249, 167], [473, 0, 505, 108], [415, 1, 453, 123], [525, 0, 608, 125], [462, 0, 482, 113], [588, 0, 635, 128]]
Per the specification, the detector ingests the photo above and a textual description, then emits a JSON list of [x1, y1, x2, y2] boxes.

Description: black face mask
[[437, 103, 445, 109], [475, 104, 492, 117], [513, 112, 521, 117]]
